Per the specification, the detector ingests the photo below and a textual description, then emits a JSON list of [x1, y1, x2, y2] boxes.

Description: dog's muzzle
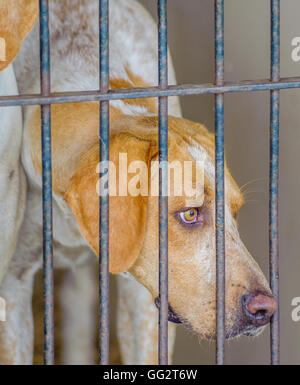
[[154, 297, 182, 324]]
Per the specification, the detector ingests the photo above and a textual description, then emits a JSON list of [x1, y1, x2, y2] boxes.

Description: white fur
[[0, 66, 26, 284], [0, 65, 27, 364]]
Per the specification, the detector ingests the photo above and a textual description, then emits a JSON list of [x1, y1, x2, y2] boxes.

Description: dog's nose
[[242, 292, 277, 326]]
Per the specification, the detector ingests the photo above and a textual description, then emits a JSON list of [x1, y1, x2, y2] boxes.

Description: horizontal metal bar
[[0, 77, 300, 107]]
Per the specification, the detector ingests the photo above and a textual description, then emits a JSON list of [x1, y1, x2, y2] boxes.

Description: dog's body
[[0, 0, 276, 364]]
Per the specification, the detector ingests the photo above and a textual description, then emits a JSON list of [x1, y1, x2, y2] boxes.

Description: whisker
[[240, 177, 266, 193], [243, 190, 267, 197], [243, 199, 259, 204]]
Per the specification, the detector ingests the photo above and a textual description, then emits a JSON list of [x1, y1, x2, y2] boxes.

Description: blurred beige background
[[137, 0, 300, 365]]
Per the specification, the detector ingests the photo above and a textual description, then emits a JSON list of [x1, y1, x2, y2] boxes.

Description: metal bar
[[270, 0, 280, 366], [215, 0, 225, 365], [158, 0, 168, 365], [39, 0, 54, 365], [99, 0, 110, 365], [1, 77, 300, 107]]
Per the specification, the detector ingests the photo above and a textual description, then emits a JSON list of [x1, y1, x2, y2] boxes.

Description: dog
[[0, 0, 276, 364]]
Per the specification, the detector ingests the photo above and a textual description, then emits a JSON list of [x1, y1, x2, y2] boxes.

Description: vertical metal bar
[[215, 0, 225, 366], [99, 0, 110, 365], [39, 0, 54, 365], [270, 0, 280, 366], [158, 0, 169, 365]]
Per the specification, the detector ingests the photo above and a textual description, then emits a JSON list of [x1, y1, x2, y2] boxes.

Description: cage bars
[[39, 0, 54, 365], [214, 0, 225, 366], [270, 0, 280, 366], [99, 0, 110, 365], [2, 77, 299, 107], [0, 0, 285, 366], [158, 0, 169, 366]]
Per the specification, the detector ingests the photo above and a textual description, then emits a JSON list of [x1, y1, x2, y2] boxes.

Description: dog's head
[[65, 114, 276, 340]]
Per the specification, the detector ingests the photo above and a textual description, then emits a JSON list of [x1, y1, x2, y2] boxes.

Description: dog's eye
[[179, 208, 198, 224]]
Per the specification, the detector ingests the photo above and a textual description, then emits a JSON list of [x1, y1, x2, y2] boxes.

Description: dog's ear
[[64, 130, 157, 274], [0, 0, 38, 71]]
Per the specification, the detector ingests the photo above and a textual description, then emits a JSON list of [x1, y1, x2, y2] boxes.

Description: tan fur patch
[[64, 129, 155, 274], [28, 102, 124, 195], [110, 68, 158, 114], [0, 0, 38, 70]]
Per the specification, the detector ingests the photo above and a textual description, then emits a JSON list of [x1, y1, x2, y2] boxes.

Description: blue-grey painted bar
[[215, 0, 225, 365], [39, 0, 54, 365], [99, 0, 110, 365], [270, 0, 280, 366], [1, 77, 300, 107], [158, 0, 169, 365]]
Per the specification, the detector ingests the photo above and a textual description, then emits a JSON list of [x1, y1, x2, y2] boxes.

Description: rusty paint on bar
[[270, 0, 280, 366], [158, 0, 169, 365], [39, 0, 54, 365], [215, 0, 225, 365], [99, 0, 110, 365], [1, 77, 300, 107]]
